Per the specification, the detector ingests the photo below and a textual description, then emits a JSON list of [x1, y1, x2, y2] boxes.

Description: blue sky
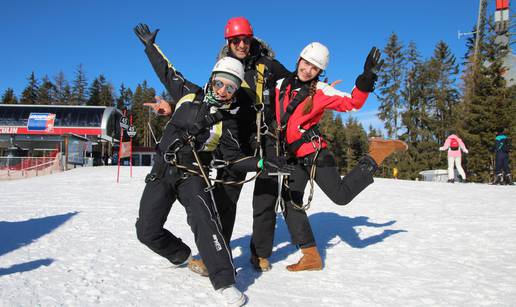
[[0, 0, 489, 131]]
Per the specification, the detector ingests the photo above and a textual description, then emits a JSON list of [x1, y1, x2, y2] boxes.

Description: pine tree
[[116, 83, 133, 110], [87, 76, 102, 106], [1, 88, 18, 104], [131, 81, 156, 147], [400, 41, 424, 144], [20, 71, 39, 104], [53, 71, 69, 105], [390, 40, 445, 180], [71, 64, 88, 105], [100, 76, 115, 107], [378, 32, 405, 138], [344, 116, 368, 173], [367, 124, 382, 138], [38, 75, 56, 105], [427, 41, 460, 144]]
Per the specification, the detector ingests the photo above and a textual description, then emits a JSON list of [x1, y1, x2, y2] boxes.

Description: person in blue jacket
[[493, 129, 513, 185]]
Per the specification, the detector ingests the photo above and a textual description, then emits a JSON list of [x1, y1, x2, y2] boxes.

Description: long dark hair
[[294, 59, 320, 115], [301, 79, 318, 115]]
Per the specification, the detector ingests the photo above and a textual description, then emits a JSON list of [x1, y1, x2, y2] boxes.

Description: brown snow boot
[[188, 257, 209, 277], [368, 137, 408, 166], [286, 246, 323, 272], [250, 255, 271, 272]]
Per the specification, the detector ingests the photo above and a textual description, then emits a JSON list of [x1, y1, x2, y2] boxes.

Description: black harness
[[163, 102, 229, 164], [277, 75, 322, 155]]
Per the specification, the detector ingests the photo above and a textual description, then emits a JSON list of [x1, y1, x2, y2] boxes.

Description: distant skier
[[439, 132, 468, 183], [492, 129, 513, 185]]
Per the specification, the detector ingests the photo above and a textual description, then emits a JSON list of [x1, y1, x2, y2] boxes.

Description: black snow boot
[[493, 173, 504, 185], [504, 174, 514, 185], [447, 179, 454, 183]]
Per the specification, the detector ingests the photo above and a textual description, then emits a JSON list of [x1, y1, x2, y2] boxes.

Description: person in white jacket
[[439, 133, 469, 183]]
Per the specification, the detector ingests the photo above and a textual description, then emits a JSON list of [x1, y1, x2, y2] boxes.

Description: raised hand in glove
[[134, 23, 159, 47], [355, 47, 384, 92], [364, 47, 384, 75]]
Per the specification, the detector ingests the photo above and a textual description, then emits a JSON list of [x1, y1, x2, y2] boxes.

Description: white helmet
[[299, 42, 330, 70], [212, 57, 245, 83]]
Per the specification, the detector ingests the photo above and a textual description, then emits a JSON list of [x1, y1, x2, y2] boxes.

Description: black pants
[[495, 152, 510, 175], [289, 149, 374, 207], [136, 162, 235, 290], [213, 168, 247, 244], [250, 137, 314, 258], [252, 149, 375, 257]]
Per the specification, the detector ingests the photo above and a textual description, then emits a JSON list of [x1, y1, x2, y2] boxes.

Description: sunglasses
[[213, 79, 238, 95], [229, 36, 252, 45]]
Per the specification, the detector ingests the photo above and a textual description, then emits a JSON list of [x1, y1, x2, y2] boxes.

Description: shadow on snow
[[0, 259, 54, 276], [0, 211, 78, 276], [231, 212, 406, 291]]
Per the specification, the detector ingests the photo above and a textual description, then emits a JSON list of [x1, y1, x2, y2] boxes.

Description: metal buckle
[[210, 159, 229, 169], [310, 135, 321, 150], [204, 185, 215, 192], [163, 152, 176, 164], [261, 123, 269, 135], [163, 138, 183, 164]]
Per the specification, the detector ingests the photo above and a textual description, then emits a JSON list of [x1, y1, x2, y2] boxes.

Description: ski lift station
[[0, 105, 123, 174]]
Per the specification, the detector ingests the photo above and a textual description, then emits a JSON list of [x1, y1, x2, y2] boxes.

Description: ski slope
[[1, 166, 515, 306]]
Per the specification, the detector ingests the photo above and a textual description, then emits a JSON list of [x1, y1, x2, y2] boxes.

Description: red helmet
[[224, 17, 253, 38]]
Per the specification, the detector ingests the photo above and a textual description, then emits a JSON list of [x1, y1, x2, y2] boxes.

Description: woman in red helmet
[[273, 42, 407, 271]]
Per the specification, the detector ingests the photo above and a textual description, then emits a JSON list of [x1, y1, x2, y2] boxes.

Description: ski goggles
[[229, 36, 252, 45], [213, 79, 238, 95]]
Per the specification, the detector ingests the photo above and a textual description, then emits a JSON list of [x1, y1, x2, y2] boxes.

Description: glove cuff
[[355, 71, 378, 92]]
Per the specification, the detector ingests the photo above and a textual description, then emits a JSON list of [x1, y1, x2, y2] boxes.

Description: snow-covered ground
[[1, 166, 515, 306]]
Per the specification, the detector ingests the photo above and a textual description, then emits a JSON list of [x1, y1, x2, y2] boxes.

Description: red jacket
[[275, 79, 369, 157]]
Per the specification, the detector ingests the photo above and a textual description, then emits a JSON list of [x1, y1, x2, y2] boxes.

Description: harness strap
[[254, 63, 266, 158], [279, 82, 310, 128], [288, 143, 322, 211], [286, 125, 321, 155], [171, 154, 262, 186], [276, 75, 310, 158]]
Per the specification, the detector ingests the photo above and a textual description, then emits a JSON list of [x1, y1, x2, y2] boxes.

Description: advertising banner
[[27, 113, 56, 132]]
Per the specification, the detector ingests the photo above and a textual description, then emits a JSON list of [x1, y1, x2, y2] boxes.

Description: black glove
[[134, 23, 159, 47], [261, 156, 295, 175], [364, 47, 383, 75], [355, 47, 384, 92]]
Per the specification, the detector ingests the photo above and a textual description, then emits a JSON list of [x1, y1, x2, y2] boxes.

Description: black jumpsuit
[[136, 90, 259, 290]]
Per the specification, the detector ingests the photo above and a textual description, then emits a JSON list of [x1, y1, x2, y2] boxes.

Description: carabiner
[[310, 135, 322, 150], [210, 159, 229, 169]]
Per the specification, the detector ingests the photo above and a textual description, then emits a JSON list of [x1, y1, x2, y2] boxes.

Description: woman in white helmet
[[257, 42, 407, 272], [136, 56, 277, 307]]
